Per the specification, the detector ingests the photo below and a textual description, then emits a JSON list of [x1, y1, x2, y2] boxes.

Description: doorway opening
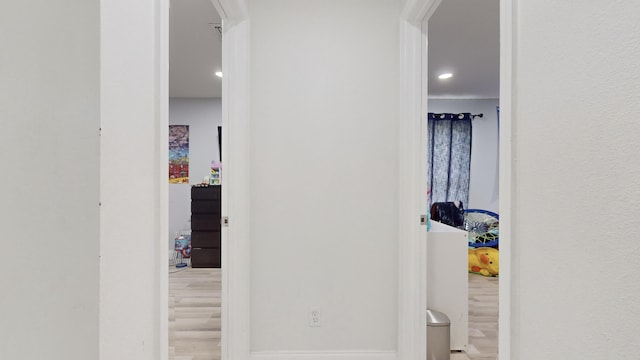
[[426, 0, 500, 359], [168, 0, 224, 358]]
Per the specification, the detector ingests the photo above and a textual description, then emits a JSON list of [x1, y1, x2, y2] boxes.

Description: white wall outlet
[[309, 306, 321, 327]]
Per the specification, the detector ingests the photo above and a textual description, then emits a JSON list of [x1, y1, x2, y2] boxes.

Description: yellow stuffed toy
[[468, 247, 499, 276]]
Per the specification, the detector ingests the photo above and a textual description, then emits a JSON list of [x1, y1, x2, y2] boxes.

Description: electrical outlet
[[309, 306, 321, 327]]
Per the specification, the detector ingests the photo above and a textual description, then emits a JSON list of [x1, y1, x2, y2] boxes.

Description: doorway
[[426, 0, 500, 359], [168, 0, 224, 358]]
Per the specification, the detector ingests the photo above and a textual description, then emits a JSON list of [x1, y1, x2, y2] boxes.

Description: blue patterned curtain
[[427, 113, 472, 208]]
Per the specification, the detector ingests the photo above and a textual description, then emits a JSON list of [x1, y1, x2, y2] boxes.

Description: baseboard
[[250, 350, 397, 360]]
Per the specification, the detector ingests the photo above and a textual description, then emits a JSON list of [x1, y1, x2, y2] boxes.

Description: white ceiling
[[428, 0, 500, 99], [168, 0, 499, 99], [169, 0, 222, 98]]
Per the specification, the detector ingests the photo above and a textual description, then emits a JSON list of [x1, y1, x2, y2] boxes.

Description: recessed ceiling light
[[438, 73, 453, 80], [215, 71, 223, 78]]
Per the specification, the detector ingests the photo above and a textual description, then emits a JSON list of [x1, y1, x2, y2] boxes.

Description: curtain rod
[[428, 112, 484, 120]]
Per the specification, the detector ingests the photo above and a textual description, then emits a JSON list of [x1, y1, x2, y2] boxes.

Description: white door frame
[[498, 0, 514, 357], [396, 1, 442, 359], [207, 1, 251, 359], [157, 0, 515, 359]]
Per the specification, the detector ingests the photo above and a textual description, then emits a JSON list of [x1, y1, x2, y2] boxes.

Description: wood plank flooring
[[169, 268, 498, 360], [467, 273, 499, 360], [169, 267, 221, 360]]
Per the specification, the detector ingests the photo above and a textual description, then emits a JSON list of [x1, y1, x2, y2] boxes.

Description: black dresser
[[190, 185, 221, 268]]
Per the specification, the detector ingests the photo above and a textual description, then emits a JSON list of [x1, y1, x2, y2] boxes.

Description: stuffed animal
[[468, 247, 499, 276]]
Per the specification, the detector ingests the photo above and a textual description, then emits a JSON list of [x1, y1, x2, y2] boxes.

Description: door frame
[[208, 1, 251, 359], [498, 0, 514, 357], [396, 1, 442, 359]]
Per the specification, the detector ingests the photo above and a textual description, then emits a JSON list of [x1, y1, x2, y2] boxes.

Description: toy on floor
[[468, 247, 499, 276], [464, 209, 499, 248], [174, 234, 192, 268]]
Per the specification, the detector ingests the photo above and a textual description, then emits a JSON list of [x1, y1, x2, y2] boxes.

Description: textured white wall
[[100, 0, 165, 358], [428, 99, 499, 212], [0, 1, 99, 359], [168, 98, 222, 246], [512, 1, 640, 358], [249, 0, 400, 353]]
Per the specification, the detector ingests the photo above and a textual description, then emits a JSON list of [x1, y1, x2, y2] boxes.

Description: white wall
[[249, 0, 400, 353], [0, 1, 99, 359], [168, 98, 222, 246], [428, 99, 499, 212], [10, 2, 640, 359], [511, 1, 640, 359], [100, 0, 166, 358]]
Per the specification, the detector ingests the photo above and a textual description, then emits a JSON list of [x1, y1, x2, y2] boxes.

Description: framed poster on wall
[[169, 125, 189, 183]]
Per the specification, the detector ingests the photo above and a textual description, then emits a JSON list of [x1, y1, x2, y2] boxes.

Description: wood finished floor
[[169, 268, 498, 360], [467, 273, 499, 360], [169, 267, 221, 360]]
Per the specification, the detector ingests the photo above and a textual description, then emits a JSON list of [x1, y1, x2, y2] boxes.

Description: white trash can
[[427, 309, 450, 360]]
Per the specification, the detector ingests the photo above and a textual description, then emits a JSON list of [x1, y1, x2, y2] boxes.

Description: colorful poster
[[169, 125, 189, 183]]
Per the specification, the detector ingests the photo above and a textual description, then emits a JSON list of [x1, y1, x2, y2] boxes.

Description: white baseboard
[[250, 351, 397, 360]]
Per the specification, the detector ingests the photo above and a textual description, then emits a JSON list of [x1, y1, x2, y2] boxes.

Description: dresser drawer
[[191, 185, 221, 200], [191, 248, 221, 268], [191, 231, 221, 248], [191, 214, 221, 231], [191, 199, 220, 214]]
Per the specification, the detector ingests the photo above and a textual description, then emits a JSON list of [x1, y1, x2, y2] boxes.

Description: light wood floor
[[169, 268, 498, 360], [169, 267, 221, 360], [467, 273, 499, 360]]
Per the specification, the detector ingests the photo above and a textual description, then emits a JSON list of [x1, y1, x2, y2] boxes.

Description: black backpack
[[430, 201, 465, 228]]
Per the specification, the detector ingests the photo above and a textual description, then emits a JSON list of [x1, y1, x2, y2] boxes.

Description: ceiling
[[169, 0, 222, 98], [169, 0, 499, 99], [428, 0, 500, 99]]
